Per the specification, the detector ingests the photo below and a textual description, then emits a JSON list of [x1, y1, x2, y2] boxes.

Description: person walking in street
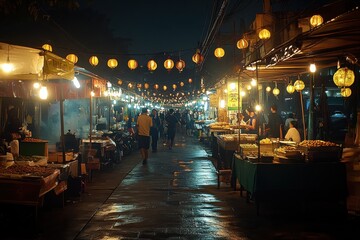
[[150, 109, 160, 153], [136, 108, 152, 164], [166, 109, 179, 150]]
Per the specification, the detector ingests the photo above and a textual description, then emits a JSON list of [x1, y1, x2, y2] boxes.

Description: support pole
[[308, 74, 314, 139], [299, 91, 306, 140]]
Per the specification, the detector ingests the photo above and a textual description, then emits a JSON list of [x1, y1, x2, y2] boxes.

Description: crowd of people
[[132, 108, 198, 164]]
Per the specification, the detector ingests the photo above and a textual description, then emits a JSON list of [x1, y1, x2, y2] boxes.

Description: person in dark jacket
[[165, 109, 179, 150], [266, 104, 283, 138], [150, 109, 160, 152]]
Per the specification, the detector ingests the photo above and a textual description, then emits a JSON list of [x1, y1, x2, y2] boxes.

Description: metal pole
[[299, 91, 306, 140], [256, 62, 260, 160], [308, 74, 314, 139], [60, 82, 66, 163]]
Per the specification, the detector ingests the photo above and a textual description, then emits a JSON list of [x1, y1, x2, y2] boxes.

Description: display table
[[81, 138, 116, 165], [232, 154, 348, 215]]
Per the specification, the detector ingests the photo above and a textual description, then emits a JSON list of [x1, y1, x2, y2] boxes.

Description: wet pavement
[[1, 132, 360, 239]]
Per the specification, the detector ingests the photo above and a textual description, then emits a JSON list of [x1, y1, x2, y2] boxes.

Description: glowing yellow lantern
[[154, 84, 159, 90], [117, 79, 123, 85], [42, 44, 53, 52], [128, 59, 138, 70], [294, 79, 305, 91], [147, 60, 157, 71], [107, 58, 118, 69], [89, 56, 99, 67], [259, 29, 271, 40], [266, 86, 271, 92], [164, 58, 174, 71], [273, 87, 280, 96], [136, 83, 142, 89], [214, 47, 225, 59], [163, 85, 167, 91], [128, 83, 133, 88], [188, 78, 193, 83], [180, 82, 184, 87], [175, 60, 186, 72], [144, 83, 149, 89], [333, 67, 355, 87], [192, 49, 204, 64], [172, 84, 177, 90], [310, 15, 323, 27], [236, 38, 249, 49], [286, 84, 295, 94], [340, 88, 352, 97], [66, 54, 78, 64]]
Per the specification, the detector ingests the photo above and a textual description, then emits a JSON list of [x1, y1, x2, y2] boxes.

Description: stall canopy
[[242, 6, 360, 81], [0, 42, 74, 81]]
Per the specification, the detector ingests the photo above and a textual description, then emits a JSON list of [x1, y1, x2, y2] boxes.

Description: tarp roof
[[241, 6, 360, 82], [0, 42, 74, 81]]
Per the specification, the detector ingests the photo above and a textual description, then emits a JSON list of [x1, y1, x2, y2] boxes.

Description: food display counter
[[0, 164, 60, 220], [81, 137, 116, 165], [232, 153, 348, 215]]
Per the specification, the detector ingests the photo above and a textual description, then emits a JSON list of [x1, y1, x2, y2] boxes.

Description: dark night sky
[[0, 0, 335, 90]]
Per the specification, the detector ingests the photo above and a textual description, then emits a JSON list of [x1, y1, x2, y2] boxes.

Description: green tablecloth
[[232, 154, 348, 203]]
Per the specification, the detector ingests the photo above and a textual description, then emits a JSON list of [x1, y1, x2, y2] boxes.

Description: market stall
[[232, 140, 347, 215]]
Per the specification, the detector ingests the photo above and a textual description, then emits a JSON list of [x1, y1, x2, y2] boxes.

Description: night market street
[[1, 132, 359, 240]]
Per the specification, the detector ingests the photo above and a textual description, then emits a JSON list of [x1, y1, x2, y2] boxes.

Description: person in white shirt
[[284, 120, 301, 143]]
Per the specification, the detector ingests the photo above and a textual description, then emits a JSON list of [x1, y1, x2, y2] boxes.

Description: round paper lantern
[[128, 59, 138, 70], [147, 60, 157, 71], [286, 84, 295, 94], [172, 84, 177, 90], [128, 83, 133, 89], [236, 38, 249, 49], [154, 84, 159, 90], [259, 29, 271, 40], [192, 50, 204, 64], [214, 47, 225, 59], [117, 79, 123, 85], [188, 78, 193, 83], [144, 83, 149, 89], [266, 86, 271, 92], [180, 81, 184, 87], [175, 60, 186, 72], [136, 83, 142, 89], [294, 80, 305, 91], [66, 54, 78, 64], [89, 56, 99, 67], [310, 15, 323, 27], [164, 59, 174, 71], [42, 44, 53, 52], [273, 87, 280, 96], [163, 85, 167, 91], [340, 88, 352, 97], [107, 58, 118, 69], [333, 67, 355, 87]]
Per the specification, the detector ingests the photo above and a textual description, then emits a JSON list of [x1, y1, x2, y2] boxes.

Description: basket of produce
[[298, 140, 342, 162]]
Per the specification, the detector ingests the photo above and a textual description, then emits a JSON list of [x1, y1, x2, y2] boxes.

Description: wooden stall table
[[232, 154, 348, 215], [0, 166, 60, 221]]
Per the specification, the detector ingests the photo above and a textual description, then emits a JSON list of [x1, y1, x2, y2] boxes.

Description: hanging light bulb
[[294, 79, 305, 91], [33, 82, 41, 89], [39, 86, 48, 100], [309, 63, 316, 73], [266, 86, 272, 92], [1, 44, 14, 73], [251, 78, 257, 86]]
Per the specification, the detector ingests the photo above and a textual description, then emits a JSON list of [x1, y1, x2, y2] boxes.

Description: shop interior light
[[33, 82, 41, 89], [251, 78, 257, 86], [255, 104, 262, 112], [72, 77, 80, 88], [39, 86, 48, 100], [266, 86, 272, 92], [1, 44, 14, 73]]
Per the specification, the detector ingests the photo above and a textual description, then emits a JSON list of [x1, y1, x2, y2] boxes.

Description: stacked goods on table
[[0, 164, 58, 179], [208, 122, 231, 130], [274, 145, 305, 163], [239, 143, 258, 158], [15, 155, 47, 166], [298, 140, 342, 162]]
